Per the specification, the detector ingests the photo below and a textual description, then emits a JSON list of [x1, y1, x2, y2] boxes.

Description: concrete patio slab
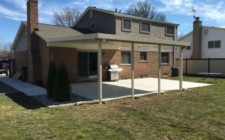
[[0, 76, 46, 96], [0, 75, 211, 101], [71, 78, 211, 100]]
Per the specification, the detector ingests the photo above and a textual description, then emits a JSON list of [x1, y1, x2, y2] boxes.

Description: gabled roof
[[178, 31, 193, 41], [75, 7, 179, 27], [32, 23, 83, 40], [202, 26, 225, 32], [178, 25, 225, 41], [12, 21, 83, 50]]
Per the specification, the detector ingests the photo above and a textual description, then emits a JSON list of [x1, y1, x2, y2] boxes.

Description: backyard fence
[[176, 58, 225, 76]]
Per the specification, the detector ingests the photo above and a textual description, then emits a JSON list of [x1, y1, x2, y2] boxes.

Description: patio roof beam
[[131, 43, 135, 99], [179, 47, 184, 91], [158, 45, 162, 94], [98, 40, 104, 104]]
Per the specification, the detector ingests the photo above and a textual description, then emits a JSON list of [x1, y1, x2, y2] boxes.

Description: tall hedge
[[53, 63, 71, 101], [47, 60, 57, 98]]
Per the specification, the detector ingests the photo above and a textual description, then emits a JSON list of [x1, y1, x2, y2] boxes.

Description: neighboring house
[[12, 0, 187, 85], [175, 17, 225, 59]]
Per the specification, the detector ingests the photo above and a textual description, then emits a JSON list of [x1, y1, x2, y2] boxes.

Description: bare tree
[[53, 6, 81, 27], [127, 0, 166, 21], [0, 40, 11, 53]]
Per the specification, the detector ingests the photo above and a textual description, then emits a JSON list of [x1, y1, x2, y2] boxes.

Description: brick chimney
[[27, 0, 40, 83], [192, 17, 202, 59], [27, 0, 38, 35]]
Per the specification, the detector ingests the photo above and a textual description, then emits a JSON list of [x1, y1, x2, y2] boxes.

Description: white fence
[[176, 58, 225, 75]]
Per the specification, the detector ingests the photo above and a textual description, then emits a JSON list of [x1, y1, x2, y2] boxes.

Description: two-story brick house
[[12, 0, 187, 85]]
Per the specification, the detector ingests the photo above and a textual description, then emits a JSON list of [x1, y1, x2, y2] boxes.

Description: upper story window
[[121, 51, 131, 64], [208, 40, 221, 48], [161, 52, 169, 64], [166, 26, 175, 36], [140, 52, 147, 62], [122, 19, 131, 31], [140, 22, 150, 33]]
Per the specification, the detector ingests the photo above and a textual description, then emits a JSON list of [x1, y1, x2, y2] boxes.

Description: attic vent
[[204, 29, 208, 35]]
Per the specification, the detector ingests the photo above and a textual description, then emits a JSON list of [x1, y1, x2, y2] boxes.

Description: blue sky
[[1, 0, 225, 43]]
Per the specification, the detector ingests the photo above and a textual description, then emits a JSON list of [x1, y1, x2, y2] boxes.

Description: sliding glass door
[[78, 52, 97, 80]]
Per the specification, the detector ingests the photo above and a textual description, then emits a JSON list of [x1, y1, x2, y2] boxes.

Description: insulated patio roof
[[46, 32, 188, 105], [47, 33, 190, 47]]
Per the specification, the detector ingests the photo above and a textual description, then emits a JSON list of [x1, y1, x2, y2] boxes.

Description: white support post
[[131, 43, 135, 99], [158, 45, 161, 94], [179, 47, 184, 91], [98, 40, 103, 103]]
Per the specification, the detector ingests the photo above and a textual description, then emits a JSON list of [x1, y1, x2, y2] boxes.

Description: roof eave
[[48, 33, 189, 47]]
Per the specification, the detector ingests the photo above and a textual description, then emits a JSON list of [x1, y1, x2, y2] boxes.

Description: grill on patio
[[108, 65, 122, 81]]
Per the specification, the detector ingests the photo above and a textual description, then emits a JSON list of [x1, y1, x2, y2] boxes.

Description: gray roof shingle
[[23, 22, 83, 41]]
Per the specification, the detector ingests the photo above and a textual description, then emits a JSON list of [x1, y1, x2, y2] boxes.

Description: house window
[[166, 26, 175, 36], [140, 52, 147, 61], [208, 41, 221, 48], [122, 19, 131, 31], [161, 52, 169, 64], [121, 51, 131, 64], [215, 41, 221, 48], [186, 46, 191, 50], [91, 22, 95, 30], [140, 22, 150, 33], [208, 41, 214, 48]]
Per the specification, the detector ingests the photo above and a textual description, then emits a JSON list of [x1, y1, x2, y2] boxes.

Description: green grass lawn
[[1, 77, 225, 139]]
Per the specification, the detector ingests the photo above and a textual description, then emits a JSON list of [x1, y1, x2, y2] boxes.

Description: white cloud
[[158, 0, 225, 23], [5, 0, 27, 10], [0, 5, 25, 20]]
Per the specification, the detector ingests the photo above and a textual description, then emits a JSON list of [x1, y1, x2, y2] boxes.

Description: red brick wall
[[102, 50, 173, 80], [49, 47, 78, 83], [36, 48, 172, 83], [102, 49, 120, 80]]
